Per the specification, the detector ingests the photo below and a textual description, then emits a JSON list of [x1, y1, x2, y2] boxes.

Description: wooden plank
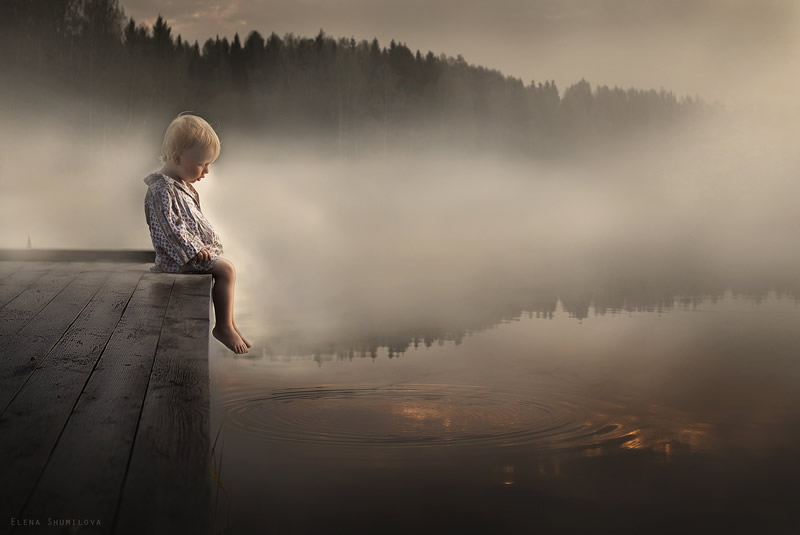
[[171, 273, 214, 297], [16, 274, 177, 531], [0, 262, 134, 341], [0, 262, 90, 337], [0, 267, 113, 413], [0, 249, 155, 263], [0, 261, 55, 310], [114, 274, 213, 535], [0, 261, 25, 280], [0, 269, 145, 529]]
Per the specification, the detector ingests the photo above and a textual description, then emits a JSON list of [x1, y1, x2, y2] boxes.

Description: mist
[[3, 0, 800, 351], [2, 87, 799, 350]]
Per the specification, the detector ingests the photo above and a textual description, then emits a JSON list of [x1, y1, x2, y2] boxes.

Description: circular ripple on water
[[220, 383, 635, 450]]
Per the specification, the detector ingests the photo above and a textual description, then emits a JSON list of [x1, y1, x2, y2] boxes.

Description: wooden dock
[[0, 253, 214, 534]]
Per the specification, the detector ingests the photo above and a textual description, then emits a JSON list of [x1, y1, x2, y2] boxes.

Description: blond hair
[[158, 112, 221, 164]]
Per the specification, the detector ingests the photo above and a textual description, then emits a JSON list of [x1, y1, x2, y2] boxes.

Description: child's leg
[[209, 257, 249, 354], [211, 258, 251, 348]]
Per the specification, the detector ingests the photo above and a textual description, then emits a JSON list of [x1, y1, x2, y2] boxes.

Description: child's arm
[[148, 189, 206, 267]]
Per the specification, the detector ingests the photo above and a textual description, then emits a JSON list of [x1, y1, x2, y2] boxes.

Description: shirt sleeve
[[147, 188, 205, 267]]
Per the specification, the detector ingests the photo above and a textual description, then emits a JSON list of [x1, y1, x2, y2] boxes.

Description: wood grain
[[17, 273, 177, 532], [0, 269, 144, 528], [114, 274, 213, 535]]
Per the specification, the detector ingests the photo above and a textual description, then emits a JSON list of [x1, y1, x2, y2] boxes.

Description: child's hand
[[193, 246, 212, 263]]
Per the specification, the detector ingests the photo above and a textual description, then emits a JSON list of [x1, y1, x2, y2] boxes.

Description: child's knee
[[212, 257, 236, 278]]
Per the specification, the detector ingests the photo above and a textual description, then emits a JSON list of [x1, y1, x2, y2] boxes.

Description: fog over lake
[[1, 101, 799, 350]]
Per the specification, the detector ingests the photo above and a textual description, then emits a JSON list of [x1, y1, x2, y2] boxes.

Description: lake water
[[208, 282, 800, 534]]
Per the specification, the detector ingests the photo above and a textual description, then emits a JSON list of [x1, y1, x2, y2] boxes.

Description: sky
[[121, 0, 800, 111]]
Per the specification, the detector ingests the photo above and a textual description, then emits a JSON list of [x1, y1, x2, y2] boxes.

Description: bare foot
[[213, 325, 248, 354], [232, 321, 252, 348]]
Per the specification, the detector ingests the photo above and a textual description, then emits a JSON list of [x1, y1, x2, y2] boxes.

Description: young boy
[[143, 112, 250, 354]]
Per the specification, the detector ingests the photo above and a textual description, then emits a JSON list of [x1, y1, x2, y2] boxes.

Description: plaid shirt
[[143, 172, 223, 273]]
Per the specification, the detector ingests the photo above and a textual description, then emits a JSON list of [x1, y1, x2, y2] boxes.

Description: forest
[[0, 0, 716, 157]]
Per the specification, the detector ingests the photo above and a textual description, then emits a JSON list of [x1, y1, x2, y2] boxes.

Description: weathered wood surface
[[0, 261, 57, 311], [0, 268, 145, 529], [0, 249, 155, 263], [0, 261, 25, 280], [0, 263, 113, 410], [0, 261, 213, 535], [115, 276, 213, 535]]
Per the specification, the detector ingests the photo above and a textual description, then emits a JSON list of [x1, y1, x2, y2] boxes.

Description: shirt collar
[[157, 173, 198, 200]]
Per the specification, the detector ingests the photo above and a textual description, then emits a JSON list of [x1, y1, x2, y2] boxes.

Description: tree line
[[0, 0, 715, 157]]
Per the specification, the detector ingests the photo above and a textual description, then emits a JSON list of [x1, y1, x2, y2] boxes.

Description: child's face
[[175, 145, 216, 184]]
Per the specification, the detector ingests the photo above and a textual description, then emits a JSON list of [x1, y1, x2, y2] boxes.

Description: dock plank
[[0, 262, 92, 339], [0, 267, 113, 412], [17, 274, 177, 531], [114, 275, 213, 535], [0, 269, 145, 529], [0, 249, 155, 263], [0, 261, 25, 280], [0, 262, 54, 310]]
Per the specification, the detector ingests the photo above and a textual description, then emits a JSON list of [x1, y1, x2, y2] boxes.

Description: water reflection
[[210, 283, 800, 533], [236, 280, 800, 361], [220, 383, 637, 450]]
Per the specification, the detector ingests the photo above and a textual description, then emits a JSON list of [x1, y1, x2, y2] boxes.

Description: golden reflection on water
[[609, 419, 713, 457], [503, 465, 515, 486], [677, 425, 712, 451], [572, 407, 715, 458], [393, 404, 447, 421], [621, 429, 643, 450], [583, 447, 603, 457]]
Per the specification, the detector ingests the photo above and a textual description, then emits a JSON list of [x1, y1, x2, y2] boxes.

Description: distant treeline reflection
[[256, 278, 800, 363], [1, 2, 715, 156]]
